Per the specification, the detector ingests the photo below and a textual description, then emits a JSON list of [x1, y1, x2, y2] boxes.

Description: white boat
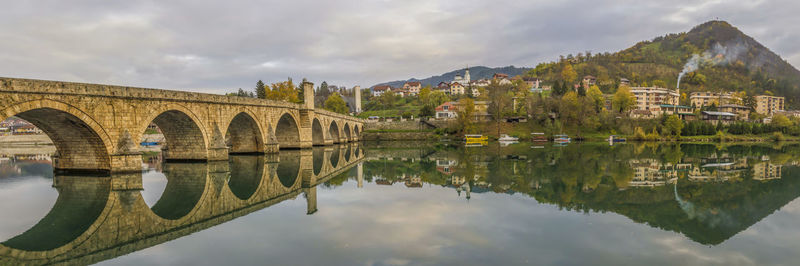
[[498, 134, 519, 141]]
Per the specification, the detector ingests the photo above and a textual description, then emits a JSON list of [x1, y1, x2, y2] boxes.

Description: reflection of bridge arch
[[228, 155, 265, 200], [313, 147, 325, 175], [277, 151, 301, 188], [0, 100, 113, 173], [0, 176, 113, 255], [0, 147, 365, 264], [149, 163, 208, 220]]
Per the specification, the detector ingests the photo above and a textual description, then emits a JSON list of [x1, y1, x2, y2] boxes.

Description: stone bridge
[[0, 144, 365, 265], [0, 77, 365, 174]]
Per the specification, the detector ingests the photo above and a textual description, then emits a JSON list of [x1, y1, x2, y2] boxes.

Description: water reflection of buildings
[[627, 156, 783, 187], [0, 153, 53, 177]]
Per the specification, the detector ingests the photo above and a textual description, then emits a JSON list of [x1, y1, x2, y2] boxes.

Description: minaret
[[354, 86, 362, 113]]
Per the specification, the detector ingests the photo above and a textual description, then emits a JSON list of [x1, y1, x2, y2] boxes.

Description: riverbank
[[0, 134, 53, 146], [362, 120, 800, 143]]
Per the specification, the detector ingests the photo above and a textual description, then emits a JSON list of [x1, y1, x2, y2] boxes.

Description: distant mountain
[[373, 65, 531, 88], [532, 20, 800, 107]]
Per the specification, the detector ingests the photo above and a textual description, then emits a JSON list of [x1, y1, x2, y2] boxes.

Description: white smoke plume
[[677, 40, 750, 89]]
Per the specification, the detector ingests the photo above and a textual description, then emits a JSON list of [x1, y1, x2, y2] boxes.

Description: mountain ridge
[[372, 65, 531, 88]]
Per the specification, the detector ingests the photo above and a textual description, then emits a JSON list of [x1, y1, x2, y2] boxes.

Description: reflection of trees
[[358, 142, 800, 245]]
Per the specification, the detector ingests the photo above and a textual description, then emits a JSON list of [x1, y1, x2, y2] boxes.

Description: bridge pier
[[304, 186, 317, 215], [300, 149, 315, 188]]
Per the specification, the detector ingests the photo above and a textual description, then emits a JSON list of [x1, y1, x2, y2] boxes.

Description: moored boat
[[464, 134, 488, 142], [498, 134, 519, 141], [554, 134, 570, 144], [531, 132, 547, 142]]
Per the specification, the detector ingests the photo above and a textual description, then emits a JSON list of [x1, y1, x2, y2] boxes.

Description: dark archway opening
[[150, 110, 207, 161], [329, 122, 341, 144], [226, 113, 264, 155], [312, 119, 325, 146], [275, 113, 301, 149], [8, 109, 110, 174]]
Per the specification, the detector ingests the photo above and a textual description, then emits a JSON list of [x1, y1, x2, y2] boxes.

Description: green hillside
[[528, 21, 800, 107]]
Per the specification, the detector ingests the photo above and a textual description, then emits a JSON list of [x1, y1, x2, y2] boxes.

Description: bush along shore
[[362, 119, 800, 143]]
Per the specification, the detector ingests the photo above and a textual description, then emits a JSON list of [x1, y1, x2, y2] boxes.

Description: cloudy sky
[[1, 0, 798, 94]]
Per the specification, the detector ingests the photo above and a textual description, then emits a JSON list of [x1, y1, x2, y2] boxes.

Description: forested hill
[[528, 20, 800, 108], [374, 65, 531, 88]]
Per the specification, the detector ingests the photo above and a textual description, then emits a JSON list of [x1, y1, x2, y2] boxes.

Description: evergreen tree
[[255, 80, 266, 99]]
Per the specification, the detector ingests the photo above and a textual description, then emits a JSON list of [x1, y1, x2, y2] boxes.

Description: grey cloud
[[0, 0, 798, 93]]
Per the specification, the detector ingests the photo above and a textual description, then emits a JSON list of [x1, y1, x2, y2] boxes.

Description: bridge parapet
[[0, 77, 365, 174]]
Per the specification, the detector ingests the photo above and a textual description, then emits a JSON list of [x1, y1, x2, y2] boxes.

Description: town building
[[620, 78, 630, 87], [523, 77, 541, 89], [582, 75, 596, 87], [436, 82, 450, 94], [434, 101, 490, 121], [689, 91, 741, 109], [701, 111, 736, 125], [492, 73, 512, 85], [453, 68, 471, 85], [775, 110, 800, 118], [718, 104, 751, 120], [402, 82, 421, 96], [470, 79, 490, 87], [630, 87, 680, 111], [435, 101, 458, 119], [450, 82, 465, 95], [371, 85, 391, 97], [391, 87, 409, 97], [755, 95, 785, 115], [655, 104, 695, 120]]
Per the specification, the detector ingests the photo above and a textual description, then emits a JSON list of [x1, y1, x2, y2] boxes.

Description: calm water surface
[[2, 142, 800, 265]]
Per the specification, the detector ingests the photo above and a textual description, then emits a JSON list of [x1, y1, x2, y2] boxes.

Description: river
[[1, 141, 800, 265]]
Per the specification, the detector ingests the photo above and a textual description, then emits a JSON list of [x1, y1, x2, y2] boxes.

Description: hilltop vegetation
[[528, 21, 800, 107]]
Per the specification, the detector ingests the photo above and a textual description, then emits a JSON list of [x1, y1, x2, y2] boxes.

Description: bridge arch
[[0, 99, 112, 172], [329, 121, 341, 144], [275, 112, 301, 149], [343, 123, 352, 142], [354, 125, 360, 139], [148, 110, 208, 160], [225, 112, 264, 154], [312, 118, 325, 146]]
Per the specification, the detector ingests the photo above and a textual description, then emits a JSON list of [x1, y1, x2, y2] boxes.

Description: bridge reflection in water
[[0, 144, 363, 265]]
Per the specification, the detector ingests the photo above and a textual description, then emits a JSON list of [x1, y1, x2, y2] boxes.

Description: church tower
[[464, 67, 471, 83]]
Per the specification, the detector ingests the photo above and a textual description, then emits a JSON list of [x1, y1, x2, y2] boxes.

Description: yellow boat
[[464, 134, 488, 142]]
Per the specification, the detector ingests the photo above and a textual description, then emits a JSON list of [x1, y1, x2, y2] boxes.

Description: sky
[[1, 0, 799, 94]]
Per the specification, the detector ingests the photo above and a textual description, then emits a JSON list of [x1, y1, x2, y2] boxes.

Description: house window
[[443, 106, 449, 111]]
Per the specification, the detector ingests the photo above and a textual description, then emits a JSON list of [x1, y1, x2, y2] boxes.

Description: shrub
[[633, 127, 646, 141], [772, 132, 786, 142]]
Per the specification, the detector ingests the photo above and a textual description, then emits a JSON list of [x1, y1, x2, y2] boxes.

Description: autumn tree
[[586, 85, 605, 112], [487, 80, 513, 136], [612, 86, 637, 113], [324, 92, 349, 114], [456, 98, 476, 133], [663, 115, 684, 137], [266, 79, 301, 103], [561, 64, 577, 85]]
